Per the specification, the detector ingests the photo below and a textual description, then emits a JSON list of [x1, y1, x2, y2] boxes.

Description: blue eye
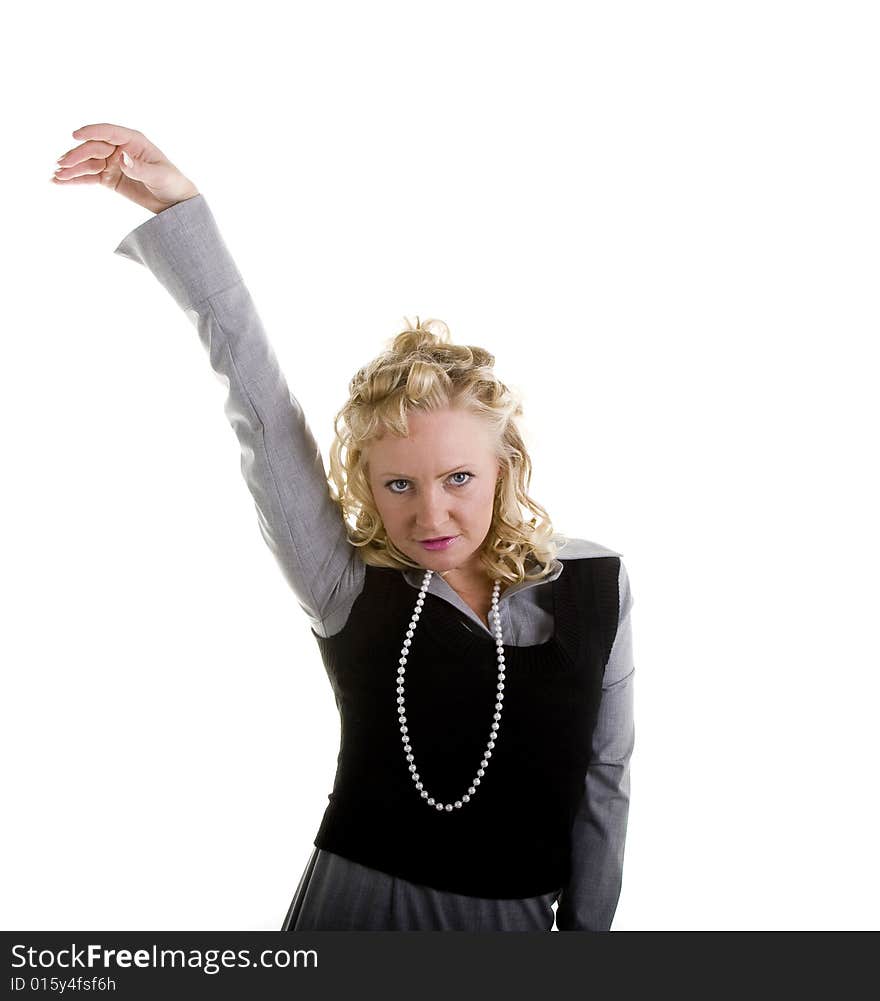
[[385, 471, 475, 494]]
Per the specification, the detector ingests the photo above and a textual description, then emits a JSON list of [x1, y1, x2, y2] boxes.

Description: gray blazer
[[113, 194, 635, 931]]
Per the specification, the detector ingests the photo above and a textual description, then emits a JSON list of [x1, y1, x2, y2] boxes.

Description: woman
[[52, 123, 636, 932]]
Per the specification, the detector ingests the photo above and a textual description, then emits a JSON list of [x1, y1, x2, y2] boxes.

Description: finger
[[54, 157, 108, 179], [49, 173, 102, 186], [57, 139, 117, 168], [71, 123, 143, 145], [118, 151, 166, 188]]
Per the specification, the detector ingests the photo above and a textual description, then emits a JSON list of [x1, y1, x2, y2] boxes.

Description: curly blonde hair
[[326, 316, 566, 586]]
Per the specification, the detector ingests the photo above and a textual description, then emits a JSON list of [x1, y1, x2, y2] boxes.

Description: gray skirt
[[282, 848, 561, 931]]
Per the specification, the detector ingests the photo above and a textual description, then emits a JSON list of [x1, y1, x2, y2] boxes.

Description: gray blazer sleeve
[[112, 194, 361, 632], [556, 559, 635, 930]]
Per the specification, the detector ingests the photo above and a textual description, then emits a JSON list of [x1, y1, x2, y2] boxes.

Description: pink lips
[[419, 536, 459, 551]]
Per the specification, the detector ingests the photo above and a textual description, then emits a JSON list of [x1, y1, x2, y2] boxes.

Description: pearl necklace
[[397, 568, 504, 811]]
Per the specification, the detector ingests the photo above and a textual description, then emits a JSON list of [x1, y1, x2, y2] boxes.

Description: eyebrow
[[380, 464, 473, 479]]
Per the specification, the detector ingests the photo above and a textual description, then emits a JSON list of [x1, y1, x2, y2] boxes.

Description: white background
[[2, 0, 878, 931]]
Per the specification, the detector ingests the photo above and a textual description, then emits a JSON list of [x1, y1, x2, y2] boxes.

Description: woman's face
[[365, 406, 501, 585]]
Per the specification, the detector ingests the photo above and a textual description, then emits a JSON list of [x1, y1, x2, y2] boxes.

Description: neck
[[439, 567, 487, 585]]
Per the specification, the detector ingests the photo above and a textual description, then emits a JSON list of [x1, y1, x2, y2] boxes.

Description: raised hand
[[51, 123, 200, 214]]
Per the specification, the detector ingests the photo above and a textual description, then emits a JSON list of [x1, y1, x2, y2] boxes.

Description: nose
[[414, 487, 454, 537]]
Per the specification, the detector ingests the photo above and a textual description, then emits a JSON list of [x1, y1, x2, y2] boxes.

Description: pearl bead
[[398, 570, 505, 811]]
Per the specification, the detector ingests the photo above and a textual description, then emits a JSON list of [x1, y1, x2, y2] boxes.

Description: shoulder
[[551, 534, 622, 561], [552, 535, 631, 610], [552, 536, 633, 636]]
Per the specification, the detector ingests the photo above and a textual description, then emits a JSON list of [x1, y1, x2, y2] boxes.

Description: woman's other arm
[[556, 559, 635, 931]]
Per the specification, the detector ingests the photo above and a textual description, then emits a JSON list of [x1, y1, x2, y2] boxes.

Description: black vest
[[310, 555, 620, 898]]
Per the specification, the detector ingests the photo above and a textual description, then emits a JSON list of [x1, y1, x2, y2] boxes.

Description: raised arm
[[53, 124, 363, 632], [556, 558, 635, 931], [112, 193, 361, 631]]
